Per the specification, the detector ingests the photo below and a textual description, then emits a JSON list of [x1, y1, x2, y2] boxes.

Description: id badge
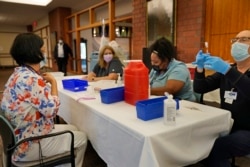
[[224, 91, 237, 100], [224, 90, 237, 104], [225, 98, 233, 104]]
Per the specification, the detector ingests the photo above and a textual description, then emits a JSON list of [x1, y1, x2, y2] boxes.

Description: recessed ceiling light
[[0, 0, 52, 6]]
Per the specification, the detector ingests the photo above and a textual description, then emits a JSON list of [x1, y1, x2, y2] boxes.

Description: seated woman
[[0, 33, 87, 167], [83, 45, 124, 82], [149, 37, 196, 101]]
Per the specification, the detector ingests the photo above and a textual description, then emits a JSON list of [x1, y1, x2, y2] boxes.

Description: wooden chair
[[0, 112, 75, 167]]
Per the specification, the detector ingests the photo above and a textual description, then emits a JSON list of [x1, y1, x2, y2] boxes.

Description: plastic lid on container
[[164, 92, 170, 97], [123, 60, 142, 63]]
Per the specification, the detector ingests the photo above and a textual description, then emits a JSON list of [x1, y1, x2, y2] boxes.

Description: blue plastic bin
[[136, 97, 180, 121], [136, 97, 166, 121], [62, 79, 88, 92], [100, 87, 124, 104]]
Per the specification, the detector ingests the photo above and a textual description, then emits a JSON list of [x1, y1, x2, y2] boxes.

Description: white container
[[116, 73, 123, 87], [48, 72, 64, 80], [148, 84, 151, 97], [164, 94, 176, 125]]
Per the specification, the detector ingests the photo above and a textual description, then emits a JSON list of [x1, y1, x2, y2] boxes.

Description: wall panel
[[206, 0, 250, 63], [0, 32, 18, 67]]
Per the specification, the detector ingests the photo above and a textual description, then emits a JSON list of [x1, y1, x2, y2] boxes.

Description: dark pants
[[206, 130, 250, 167], [57, 58, 68, 76]]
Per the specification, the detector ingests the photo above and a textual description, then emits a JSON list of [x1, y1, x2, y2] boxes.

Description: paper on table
[[76, 86, 96, 101], [89, 80, 118, 90]]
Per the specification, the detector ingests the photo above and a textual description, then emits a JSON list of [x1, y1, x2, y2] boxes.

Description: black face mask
[[152, 65, 161, 72]]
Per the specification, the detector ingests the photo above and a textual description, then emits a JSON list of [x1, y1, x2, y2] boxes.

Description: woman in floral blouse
[[1, 33, 87, 166]]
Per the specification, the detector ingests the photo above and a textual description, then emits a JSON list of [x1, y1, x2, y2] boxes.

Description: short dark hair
[[149, 37, 176, 62], [10, 33, 44, 66]]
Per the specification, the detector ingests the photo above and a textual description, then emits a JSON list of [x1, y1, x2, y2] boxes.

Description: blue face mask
[[231, 42, 250, 62]]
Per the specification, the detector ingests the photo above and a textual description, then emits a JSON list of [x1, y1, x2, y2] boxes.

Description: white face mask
[[231, 42, 250, 62], [40, 54, 47, 68]]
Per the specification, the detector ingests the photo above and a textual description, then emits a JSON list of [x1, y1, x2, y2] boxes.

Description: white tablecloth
[[57, 76, 232, 167], [203, 89, 220, 104]]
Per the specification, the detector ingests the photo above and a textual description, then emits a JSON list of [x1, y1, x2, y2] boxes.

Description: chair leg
[[231, 157, 239, 167], [54, 115, 60, 124]]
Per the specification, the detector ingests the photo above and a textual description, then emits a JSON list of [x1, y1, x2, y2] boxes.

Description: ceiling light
[[0, 0, 52, 6]]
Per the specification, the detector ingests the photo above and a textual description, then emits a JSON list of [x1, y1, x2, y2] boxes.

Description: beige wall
[[33, 15, 49, 31], [0, 32, 19, 66], [0, 25, 27, 67], [0, 14, 50, 67]]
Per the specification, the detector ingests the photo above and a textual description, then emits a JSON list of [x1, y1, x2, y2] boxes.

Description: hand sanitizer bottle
[[116, 73, 123, 87], [164, 93, 176, 125]]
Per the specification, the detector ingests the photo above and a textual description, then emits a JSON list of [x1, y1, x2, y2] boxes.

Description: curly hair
[[10, 33, 44, 66], [149, 37, 176, 62]]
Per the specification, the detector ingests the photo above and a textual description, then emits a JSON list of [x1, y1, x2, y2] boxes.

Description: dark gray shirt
[[93, 58, 124, 77]]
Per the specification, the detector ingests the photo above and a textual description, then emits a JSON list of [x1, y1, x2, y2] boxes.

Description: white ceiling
[[0, 0, 103, 27]]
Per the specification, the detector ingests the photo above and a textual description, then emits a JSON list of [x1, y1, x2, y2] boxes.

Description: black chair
[[0, 112, 75, 167], [231, 157, 238, 167]]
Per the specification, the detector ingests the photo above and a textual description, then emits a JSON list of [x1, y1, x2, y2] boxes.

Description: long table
[[57, 76, 232, 167]]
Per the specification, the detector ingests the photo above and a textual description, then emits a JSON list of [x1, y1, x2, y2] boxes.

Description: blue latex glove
[[204, 56, 230, 74], [192, 50, 210, 69]]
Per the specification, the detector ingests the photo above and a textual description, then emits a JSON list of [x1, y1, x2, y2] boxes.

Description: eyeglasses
[[231, 37, 250, 43]]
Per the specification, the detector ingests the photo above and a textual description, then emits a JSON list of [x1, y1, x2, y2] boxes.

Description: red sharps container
[[124, 60, 149, 105]]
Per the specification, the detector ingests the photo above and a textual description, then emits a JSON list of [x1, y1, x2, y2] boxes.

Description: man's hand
[[192, 50, 210, 69], [204, 56, 230, 74]]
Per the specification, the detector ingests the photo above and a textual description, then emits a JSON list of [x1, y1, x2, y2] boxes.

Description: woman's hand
[[42, 73, 56, 84], [82, 72, 97, 82], [82, 75, 88, 80], [42, 73, 58, 96]]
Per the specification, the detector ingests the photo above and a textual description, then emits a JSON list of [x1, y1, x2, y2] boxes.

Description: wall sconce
[[93, 27, 97, 37], [115, 27, 120, 37], [115, 26, 131, 38], [92, 26, 131, 38], [121, 27, 127, 37]]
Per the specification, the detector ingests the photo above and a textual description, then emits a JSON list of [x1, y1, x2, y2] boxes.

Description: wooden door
[[205, 0, 250, 63]]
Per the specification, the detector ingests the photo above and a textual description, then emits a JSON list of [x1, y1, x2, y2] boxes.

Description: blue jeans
[[207, 130, 250, 167]]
